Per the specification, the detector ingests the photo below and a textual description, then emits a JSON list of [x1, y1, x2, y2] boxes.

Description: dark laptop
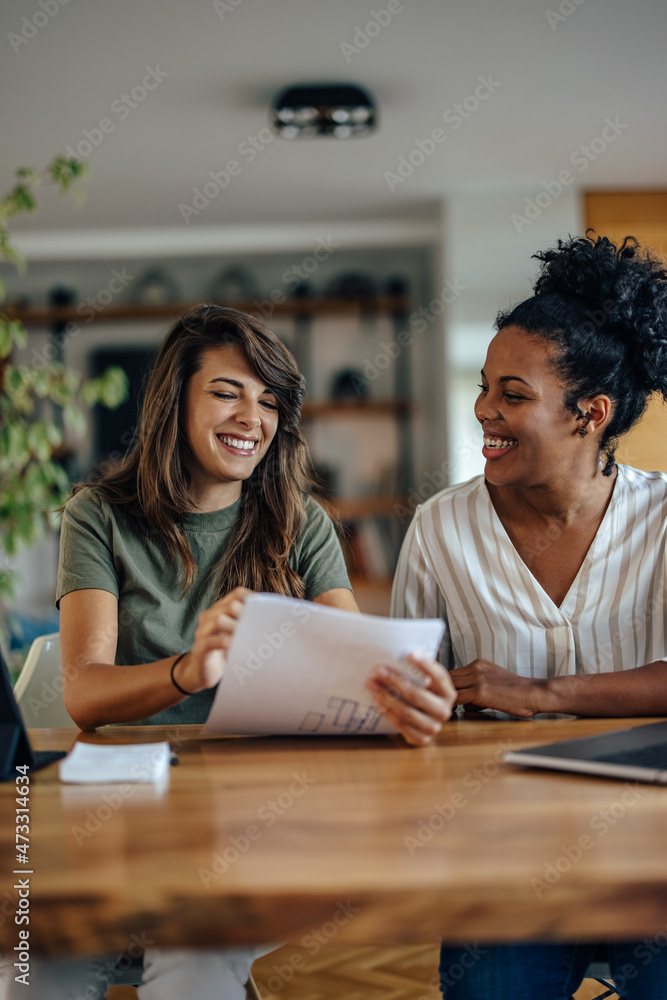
[[503, 720, 667, 784], [0, 647, 66, 781]]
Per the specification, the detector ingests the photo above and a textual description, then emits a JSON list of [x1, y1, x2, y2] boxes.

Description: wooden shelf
[[319, 495, 408, 519], [302, 399, 410, 418], [3, 295, 411, 327]]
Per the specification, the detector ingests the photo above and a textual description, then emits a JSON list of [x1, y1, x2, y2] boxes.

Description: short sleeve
[[292, 497, 351, 600], [55, 489, 120, 606]]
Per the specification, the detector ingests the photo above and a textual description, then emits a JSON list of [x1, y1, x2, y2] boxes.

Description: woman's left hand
[[366, 653, 456, 746]]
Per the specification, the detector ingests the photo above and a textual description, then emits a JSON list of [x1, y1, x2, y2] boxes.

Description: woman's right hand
[[449, 657, 544, 717], [174, 587, 252, 694]]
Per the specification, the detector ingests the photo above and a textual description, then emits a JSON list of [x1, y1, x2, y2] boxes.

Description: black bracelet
[[170, 652, 195, 696]]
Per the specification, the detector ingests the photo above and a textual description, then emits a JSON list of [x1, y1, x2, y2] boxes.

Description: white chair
[[13, 632, 76, 728], [109, 953, 263, 999]]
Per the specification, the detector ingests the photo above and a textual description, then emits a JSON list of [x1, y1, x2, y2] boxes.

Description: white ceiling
[[1, 0, 666, 235]]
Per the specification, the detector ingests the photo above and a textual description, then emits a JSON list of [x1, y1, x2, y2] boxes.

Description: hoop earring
[[578, 414, 591, 437]]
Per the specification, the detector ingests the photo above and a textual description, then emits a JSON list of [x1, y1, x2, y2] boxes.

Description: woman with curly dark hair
[[389, 233, 667, 998]]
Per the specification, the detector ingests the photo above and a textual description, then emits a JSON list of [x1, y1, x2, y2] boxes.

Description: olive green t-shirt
[[56, 488, 351, 725]]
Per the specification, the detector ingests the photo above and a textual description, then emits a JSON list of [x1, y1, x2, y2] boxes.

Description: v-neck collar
[[482, 470, 621, 617]]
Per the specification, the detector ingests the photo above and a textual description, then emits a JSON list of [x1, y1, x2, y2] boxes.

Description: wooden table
[[2, 717, 667, 957]]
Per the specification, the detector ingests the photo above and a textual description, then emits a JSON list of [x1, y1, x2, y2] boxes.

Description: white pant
[[0, 945, 276, 1000]]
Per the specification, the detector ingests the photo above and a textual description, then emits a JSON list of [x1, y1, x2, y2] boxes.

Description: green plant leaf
[[0, 320, 11, 359], [63, 405, 86, 436], [0, 154, 113, 607], [8, 185, 37, 215], [15, 508, 36, 545], [81, 365, 128, 407], [3, 534, 16, 557], [27, 422, 51, 461], [0, 316, 27, 357], [0, 569, 18, 599], [15, 167, 42, 185], [8, 320, 27, 349], [49, 157, 88, 191], [7, 421, 28, 464], [5, 365, 23, 394], [44, 420, 63, 447]]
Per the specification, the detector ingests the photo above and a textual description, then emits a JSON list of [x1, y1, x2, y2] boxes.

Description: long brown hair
[[75, 305, 315, 598]]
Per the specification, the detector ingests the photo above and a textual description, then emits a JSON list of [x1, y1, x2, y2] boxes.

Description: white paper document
[[202, 593, 446, 736], [59, 741, 171, 784]]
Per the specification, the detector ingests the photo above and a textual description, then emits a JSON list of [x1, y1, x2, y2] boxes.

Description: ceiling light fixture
[[270, 83, 377, 139]]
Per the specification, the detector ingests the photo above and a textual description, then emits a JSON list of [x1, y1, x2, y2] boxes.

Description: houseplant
[[0, 157, 127, 652]]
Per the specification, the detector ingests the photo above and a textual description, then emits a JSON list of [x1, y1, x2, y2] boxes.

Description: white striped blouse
[[391, 465, 667, 677]]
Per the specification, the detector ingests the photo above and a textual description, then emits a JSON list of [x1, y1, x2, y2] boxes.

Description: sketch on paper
[[298, 697, 384, 735]]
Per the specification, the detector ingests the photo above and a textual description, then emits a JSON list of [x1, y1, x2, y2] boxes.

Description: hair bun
[[533, 232, 667, 394]]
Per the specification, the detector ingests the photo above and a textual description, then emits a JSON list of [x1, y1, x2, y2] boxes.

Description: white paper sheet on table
[[202, 593, 446, 736], [59, 741, 171, 783]]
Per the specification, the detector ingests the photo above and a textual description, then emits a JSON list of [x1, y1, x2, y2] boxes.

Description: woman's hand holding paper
[[176, 587, 252, 694], [367, 653, 456, 746]]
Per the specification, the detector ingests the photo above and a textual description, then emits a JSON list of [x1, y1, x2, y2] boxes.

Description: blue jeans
[[439, 940, 667, 999]]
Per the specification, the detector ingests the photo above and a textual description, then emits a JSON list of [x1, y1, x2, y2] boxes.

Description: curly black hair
[[496, 232, 667, 474]]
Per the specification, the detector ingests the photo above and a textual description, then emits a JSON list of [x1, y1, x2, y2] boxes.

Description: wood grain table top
[[2, 716, 667, 956]]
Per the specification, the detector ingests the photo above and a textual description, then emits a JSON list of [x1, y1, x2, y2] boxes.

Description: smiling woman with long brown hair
[[58, 304, 361, 733], [30, 303, 455, 1000]]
